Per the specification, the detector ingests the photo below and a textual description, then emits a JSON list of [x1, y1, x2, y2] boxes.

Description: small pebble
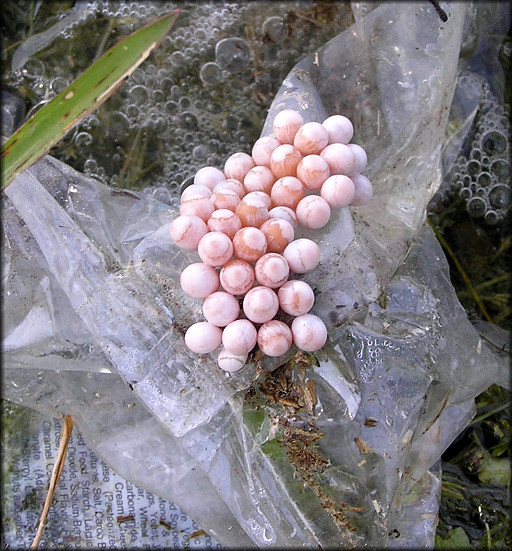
[[254, 253, 290, 288], [232, 227, 267, 262], [320, 174, 356, 208], [210, 188, 241, 212], [346, 144, 368, 175], [222, 319, 258, 355], [251, 136, 282, 167], [180, 263, 220, 298], [197, 231, 234, 267], [202, 291, 240, 327], [295, 195, 331, 229], [259, 218, 294, 253], [270, 176, 305, 210], [217, 348, 248, 372], [293, 121, 329, 155], [320, 143, 356, 175], [181, 184, 212, 200], [268, 206, 298, 229], [283, 238, 320, 273], [291, 314, 327, 352], [270, 144, 303, 178], [235, 196, 269, 228], [185, 321, 222, 354], [257, 320, 292, 357], [224, 151, 255, 182], [212, 178, 245, 197], [272, 109, 304, 144], [277, 280, 315, 316], [170, 214, 208, 249], [180, 193, 215, 221], [220, 259, 255, 295], [296, 154, 330, 191], [243, 286, 279, 323], [194, 166, 226, 190], [243, 165, 275, 195], [322, 115, 354, 144], [350, 173, 373, 206], [207, 209, 242, 239]]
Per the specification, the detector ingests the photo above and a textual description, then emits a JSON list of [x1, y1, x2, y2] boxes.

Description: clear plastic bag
[[2, 1, 510, 547]]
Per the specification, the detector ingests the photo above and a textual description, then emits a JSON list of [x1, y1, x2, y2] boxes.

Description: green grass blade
[[1, 10, 180, 190]]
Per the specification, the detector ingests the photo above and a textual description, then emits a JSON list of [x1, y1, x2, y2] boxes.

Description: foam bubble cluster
[[171, 110, 372, 373]]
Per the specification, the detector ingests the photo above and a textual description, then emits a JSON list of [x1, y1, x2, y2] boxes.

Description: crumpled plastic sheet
[[2, 1, 510, 548]]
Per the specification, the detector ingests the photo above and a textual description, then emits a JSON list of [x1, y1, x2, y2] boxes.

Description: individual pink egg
[[194, 166, 226, 191], [207, 209, 242, 238], [257, 320, 292, 357], [243, 165, 276, 195], [180, 193, 215, 222], [320, 174, 356, 208], [232, 227, 267, 262], [180, 262, 220, 298], [272, 109, 305, 144], [220, 259, 255, 295], [291, 314, 327, 352], [222, 319, 258, 355], [210, 188, 241, 212], [268, 206, 298, 229], [346, 144, 368, 175], [181, 184, 212, 201], [295, 195, 331, 229], [293, 121, 329, 155], [251, 136, 282, 167], [217, 348, 248, 372], [322, 115, 354, 144], [278, 280, 315, 316], [243, 286, 279, 324], [224, 152, 255, 182], [269, 144, 303, 179], [254, 253, 290, 288], [350, 173, 373, 206], [185, 321, 222, 354], [202, 291, 240, 327], [170, 214, 208, 249], [296, 154, 330, 190], [283, 238, 320, 274], [197, 231, 234, 267], [243, 191, 272, 210], [235, 196, 269, 228], [259, 218, 294, 254], [270, 176, 305, 210], [320, 143, 356, 175], [212, 178, 245, 197]]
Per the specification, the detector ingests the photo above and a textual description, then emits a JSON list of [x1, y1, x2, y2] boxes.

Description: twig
[[30, 415, 74, 549]]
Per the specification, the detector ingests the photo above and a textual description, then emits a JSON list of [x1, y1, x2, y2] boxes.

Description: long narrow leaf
[[2, 10, 180, 189]]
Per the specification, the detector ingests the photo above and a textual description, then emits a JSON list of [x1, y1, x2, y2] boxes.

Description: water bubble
[[75, 131, 93, 147], [467, 159, 480, 176], [153, 186, 171, 204], [477, 171, 492, 187], [459, 187, 472, 200], [262, 16, 288, 41], [491, 159, 510, 180], [481, 130, 507, 154], [488, 184, 511, 209], [467, 196, 486, 217], [106, 111, 131, 141], [192, 144, 209, 160], [50, 77, 69, 93], [215, 38, 250, 73], [180, 111, 198, 130], [200, 62, 223, 86], [484, 210, 500, 225], [129, 85, 149, 105]]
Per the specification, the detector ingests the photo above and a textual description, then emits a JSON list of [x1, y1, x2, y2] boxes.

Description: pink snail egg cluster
[[171, 109, 372, 373]]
